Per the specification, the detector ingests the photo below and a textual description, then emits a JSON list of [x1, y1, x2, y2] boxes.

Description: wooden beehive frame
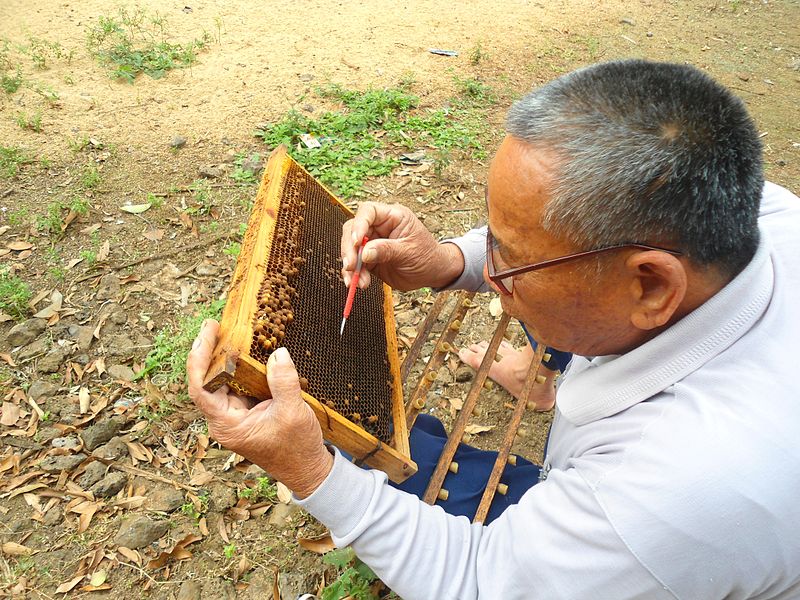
[[203, 147, 416, 483], [401, 290, 547, 523]]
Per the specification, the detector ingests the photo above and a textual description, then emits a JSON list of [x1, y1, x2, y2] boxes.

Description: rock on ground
[[78, 461, 107, 488], [27, 379, 60, 401], [113, 515, 169, 549], [81, 418, 123, 451], [177, 580, 201, 600], [90, 471, 128, 498], [38, 347, 69, 373], [91, 436, 129, 460], [39, 453, 87, 473], [107, 364, 135, 381], [146, 485, 185, 513], [6, 318, 46, 347]]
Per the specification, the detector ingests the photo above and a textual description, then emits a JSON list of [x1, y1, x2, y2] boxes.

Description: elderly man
[[188, 59, 800, 599]]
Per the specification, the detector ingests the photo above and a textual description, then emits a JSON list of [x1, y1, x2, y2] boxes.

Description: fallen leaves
[[297, 533, 335, 555], [1, 542, 35, 556], [146, 534, 202, 570], [464, 424, 495, 435], [120, 203, 152, 214]]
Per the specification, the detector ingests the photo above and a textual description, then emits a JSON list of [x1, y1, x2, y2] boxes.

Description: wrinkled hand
[[340, 202, 465, 291], [187, 320, 333, 498]]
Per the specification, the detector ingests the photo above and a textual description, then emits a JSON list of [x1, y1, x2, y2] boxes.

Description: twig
[[73, 232, 233, 283], [109, 462, 197, 492]]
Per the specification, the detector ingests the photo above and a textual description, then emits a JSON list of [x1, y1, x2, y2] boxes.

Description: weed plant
[[256, 82, 490, 198], [0, 146, 34, 178], [0, 268, 32, 320], [139, 298, 226, 383], [86, 8, 211, 83], [321, 547, 379, 600]]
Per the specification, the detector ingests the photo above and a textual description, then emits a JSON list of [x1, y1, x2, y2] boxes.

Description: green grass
[[36, 201, 65, 235], [238, 476, 279, 503], [321, 547, 379, 600], [81, 164, 101, 189], [15, 110, 42, 132], [139, 298, 226, 383], [0, 268, 32, 320], [0, 146, 34, 178], [86, 8, 211, 83], [255, 81, 490, 198], [21, 36, 74, 70]]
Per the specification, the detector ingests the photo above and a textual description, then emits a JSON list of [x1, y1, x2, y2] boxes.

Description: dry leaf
[[33, 290, 63, 319], [189, 471, 214, 486], [55, 575, 85, 593], [1, 402, 20, 426], [489, 297, 503, 317], [112, 496, 146, 510], [89, 570, 107, 587], [61, 210, 79, 232], [81, 223, 102, 235], [0, 225, 9, 236], [97, 240, 110, 262], [66, 257, 85, 270], [120, 203, 151, 214], [217, 515, 230, 543], [227, 507, 250, 521], [94, 356, 106, 376], [79, 387, 91, 414], [6, 241, 33, 251], [276, 482, 292, 504], [464, 424, 494, 435], [198, 517, 209, 536], [297, 533, 335, 555], [117, 546, 141, 565], [28, 288, 50, 308], [2, 542, 34, 556], [143, 229, 165, 241], [146, 534, 201, 570]]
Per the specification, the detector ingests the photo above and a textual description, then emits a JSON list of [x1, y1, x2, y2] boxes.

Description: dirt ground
[[1, 0, 798, 598]]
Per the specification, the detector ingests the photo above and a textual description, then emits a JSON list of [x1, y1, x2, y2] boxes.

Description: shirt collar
[[556, 232, 774, 426]]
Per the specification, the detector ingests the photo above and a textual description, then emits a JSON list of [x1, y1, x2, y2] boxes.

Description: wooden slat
[[472, 343, 547, 523], [399, 291, 452, 382], [405, 291, 476, 430], [384, 282, 410, 461], [422, 312, 513, 505]]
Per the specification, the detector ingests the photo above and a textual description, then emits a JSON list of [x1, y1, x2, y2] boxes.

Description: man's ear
[[626, 251, 687, 331]]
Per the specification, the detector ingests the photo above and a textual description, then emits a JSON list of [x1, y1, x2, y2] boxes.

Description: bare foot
[[457, 340, 557, 411]]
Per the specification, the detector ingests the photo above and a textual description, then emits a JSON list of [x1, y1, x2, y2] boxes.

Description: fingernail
[[268, 347, 290, 367], [352, 231, 359, 245], [201, 319, 210, 330], [192, 337, 201, 350], [362, 248, 376, 263]]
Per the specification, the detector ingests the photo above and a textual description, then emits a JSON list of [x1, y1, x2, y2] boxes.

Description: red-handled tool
[[340, 236, 368, 336]]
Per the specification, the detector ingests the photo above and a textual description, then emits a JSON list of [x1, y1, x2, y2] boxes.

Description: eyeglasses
[[486, 227, 683, 296]]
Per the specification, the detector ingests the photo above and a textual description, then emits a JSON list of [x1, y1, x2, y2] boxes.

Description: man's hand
[[187, 320, 333, 499], [341, 202, 465, 291]]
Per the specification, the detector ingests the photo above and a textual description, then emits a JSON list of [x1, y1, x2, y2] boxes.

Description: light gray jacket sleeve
[[437, 226, 492, 293]]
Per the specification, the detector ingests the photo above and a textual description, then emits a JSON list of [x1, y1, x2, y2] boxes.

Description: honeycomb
[[248, 162, 395, 443]]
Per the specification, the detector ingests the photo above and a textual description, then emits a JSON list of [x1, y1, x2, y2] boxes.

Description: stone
[[73, 353, 90, 365], [268, 502, 300, 527], [79, 461, 108, 488], [92, 437, 128, 461], [67, 325, 94, 352], [201, 578, 236, 600], [6, 318, 46, 347], [199, 165, 223, 179], [43, 506, 63, 527], [146, 485, 185, 513], [81, 418, 123, 450], [38, 347, 69, 373], [113, 515, 168, 549], [208, 482, 237, 511], [455, 366, 475, 383], [105, 334, 136, 358], [17, 338, 49, 362], [176, 580, 202, 600], [107, 364, 135, 382], [109, 309, 127, 325], [37, 427, 62, 444], [195, 263, 218, 277], [39, 453, 87, 473], [170, 136, 187, 149], [28, 380, 59, 402], [51, 436, 81, 450], [240, 156, 263, 175], [90, 471, 128, 498], [96, 273, 120, 301], [244, 463, 267, 478]]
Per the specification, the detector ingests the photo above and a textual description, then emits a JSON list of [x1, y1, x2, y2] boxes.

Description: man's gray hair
[[506, 59, 763, 277]]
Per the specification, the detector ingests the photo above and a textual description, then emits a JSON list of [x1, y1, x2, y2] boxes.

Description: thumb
[[266, 348, 303, 402], [361, 238, 400, 267]]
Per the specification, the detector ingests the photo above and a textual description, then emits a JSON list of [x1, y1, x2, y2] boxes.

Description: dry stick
[[400, 291, 452, 382], [110, 462, 198, 493], [74, 232, 233, 283], [405, 291, 477, 430], [422, 312, 513, 505], [472, 343, 547, 524]]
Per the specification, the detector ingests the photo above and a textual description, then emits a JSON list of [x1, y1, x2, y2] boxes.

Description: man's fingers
[[266, 348, 304, 408], [187, 319, 224, 416]]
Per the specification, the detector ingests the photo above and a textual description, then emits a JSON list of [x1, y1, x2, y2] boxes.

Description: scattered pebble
[[90, 471, 128, 497], [113, 515, 169, 549], [39, 453, 87, 473], [27, 379, 59, 402], [455, 366, 475, 383], [177, 580, 202, 600], [79, 461, 108, 488], [146, 486, 185, 513], [38, 347, 69, 373], [107, 364, 136, 382], [67, 324, 95, 352], [81, 418, 123, 451], [51, 436, 81, 450], [96, 273, 121, 301], [6, 318, 46, 347], [171, 136, 188, 149], [268, 502, 300, 527], [199, 165, 223, 179], [91, 437, 129, 461]]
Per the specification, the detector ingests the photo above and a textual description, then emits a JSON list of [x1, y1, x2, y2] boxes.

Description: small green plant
[[86, 8, 211, 83], [222, 241, 241, 258], [180, 490, 209, 521], [321, 547, 379, 600], [36, 201, 65, 235], [469, 42, 488, 65], [0, 146, 34, 178], [139, 298, 226, 382], [70, 195, 90, 215], [0, 267, 32, 320], [48, 265, 66, 282], [188, 179, 214, 214], [223, 543, 236, 559], [68, 136, 89, 153], [146, 192, 164, 209], [22, 36, 73, 70], [81, 164, 101, 189], [15, 111, 42, 132], [230, 152, 260, 184], [79, 249, 97, 265], [453, 75, 497, 107], [0, 39, 23, 94]]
